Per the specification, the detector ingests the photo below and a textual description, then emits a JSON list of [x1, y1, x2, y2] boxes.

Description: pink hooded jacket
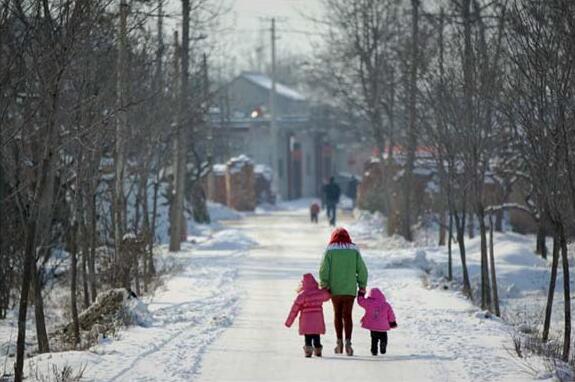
[[358, 288, 397, 332], [285, 274, 331, 335]]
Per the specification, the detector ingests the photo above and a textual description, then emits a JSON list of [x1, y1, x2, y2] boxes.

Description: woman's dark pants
[[331, 295, 355, 340]]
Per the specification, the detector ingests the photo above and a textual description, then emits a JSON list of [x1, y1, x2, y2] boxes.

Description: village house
[[209, 71, 364, 201]]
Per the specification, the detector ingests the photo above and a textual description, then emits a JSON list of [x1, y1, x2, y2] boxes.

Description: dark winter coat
[[324, 182, 341, 205]]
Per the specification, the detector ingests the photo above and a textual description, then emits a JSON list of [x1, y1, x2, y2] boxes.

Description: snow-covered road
[[197, 210, 533, 382], [15, 208, 541, 381]]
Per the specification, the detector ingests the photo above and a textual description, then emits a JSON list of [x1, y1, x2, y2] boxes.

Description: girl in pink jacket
[[357, 288, 397, 356], [285, 273, 331, 357]]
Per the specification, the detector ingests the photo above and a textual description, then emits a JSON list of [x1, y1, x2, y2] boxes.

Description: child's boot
[[303, 345, 313, 358], [371, 345, 378, 356], [345, 340, 354, 356], [380, 343, 387, 354], [314, 346, 323, 357], [334, 339, 343, 354]]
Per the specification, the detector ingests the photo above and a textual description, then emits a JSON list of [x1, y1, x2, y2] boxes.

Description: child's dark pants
[[332, 295, 355, 340], [370, 331, 388, 354], [304, 334, 322, 348]]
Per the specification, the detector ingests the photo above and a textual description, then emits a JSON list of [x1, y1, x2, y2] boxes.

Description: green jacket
[[319, 244, 368, 296]]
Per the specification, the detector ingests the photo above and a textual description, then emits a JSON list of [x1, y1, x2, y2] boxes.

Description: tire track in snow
[[108, 266, 241, 382]]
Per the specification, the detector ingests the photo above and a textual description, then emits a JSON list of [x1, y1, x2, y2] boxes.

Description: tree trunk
[[448, 212, 453, 281], [454, 211, 472, 298], [14, 221, 36, 382], [536, 224, 547, 259], [560, 226, 571, 362], [191, 181, 210, 224], [495, 209, 503, 232], [141, 172, 150, 292], [70, 226, 80, 347], [477, 208, 491, 311], [0, 142, 4, 319], [149, 177, 159, 277], [467, 211, 475, 239], [114, 0, 128, 272], [33, 264, 50, 353], [439, 210, 446, 246], [134, 254, 141, 296], [88, 191, 97, 302], [80, 221, 90, 308], [542, 234, 560, 342], [489, 213, 500, 316]]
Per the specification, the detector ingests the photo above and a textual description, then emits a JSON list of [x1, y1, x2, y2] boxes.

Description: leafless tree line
[[314, 0, 575, 364], [0, 0, 223, 380]]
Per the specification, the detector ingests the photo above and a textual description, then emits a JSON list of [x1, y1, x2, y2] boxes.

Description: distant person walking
[[319, 227, 368, 356], [310, 202, 320, 223], [323, 177, 341, 226], [347, 176, 359, 210]]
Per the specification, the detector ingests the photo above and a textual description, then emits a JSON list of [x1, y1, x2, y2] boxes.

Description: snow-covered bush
[[57, 288, 151, 349]]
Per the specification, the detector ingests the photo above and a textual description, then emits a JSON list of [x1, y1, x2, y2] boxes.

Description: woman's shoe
[[334, 339, 343, 354], [314, 346, 323, 357], [345, 340, 354, 356], [303, 345, 313, 357]]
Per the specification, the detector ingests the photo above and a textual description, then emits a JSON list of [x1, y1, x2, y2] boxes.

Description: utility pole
[[155, 0, 164, 90], [203, 53, 212, 164], [115, 0, 128, 268], [169, 30, 180, 252], [401, 0, 420, 242], [170, 0, 190, 252], [270, 17, 280, 199]]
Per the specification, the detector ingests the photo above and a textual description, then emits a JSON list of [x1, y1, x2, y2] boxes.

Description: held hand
[[358, 287, 366, 297], [390, 321, 398, 328]]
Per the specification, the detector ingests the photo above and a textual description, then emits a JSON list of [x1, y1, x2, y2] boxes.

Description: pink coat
[[358, 288, 397, 332], [285, 274, 331, 335]]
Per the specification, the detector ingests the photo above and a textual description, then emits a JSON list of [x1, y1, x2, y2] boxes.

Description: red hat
[[329, 227, 353, 245]]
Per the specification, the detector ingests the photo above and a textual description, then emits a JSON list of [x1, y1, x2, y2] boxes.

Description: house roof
[[240, 71, 306, 102]]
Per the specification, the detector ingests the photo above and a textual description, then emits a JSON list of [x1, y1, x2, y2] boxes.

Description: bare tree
[[506, 0, 575, 360]]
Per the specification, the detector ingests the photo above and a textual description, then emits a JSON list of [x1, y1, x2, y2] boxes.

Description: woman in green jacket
[[319, 227, 368, 356]]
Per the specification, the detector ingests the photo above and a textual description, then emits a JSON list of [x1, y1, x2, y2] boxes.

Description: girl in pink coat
[[357, 287, 397, 356], [285, 273, 331, 357]]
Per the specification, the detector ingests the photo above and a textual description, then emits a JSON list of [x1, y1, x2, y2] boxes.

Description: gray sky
[[166, 0, 325, 73], [225, 0, 324, 70]]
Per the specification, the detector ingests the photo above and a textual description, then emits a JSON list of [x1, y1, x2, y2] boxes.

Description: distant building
[[211, 71, 343, 200]]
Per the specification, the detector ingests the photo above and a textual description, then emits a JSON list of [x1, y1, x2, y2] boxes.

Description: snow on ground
[[2, 205, 557, 381], [345, 210, 566, 377], [197, 229, 257, 251], [424, 230, 575, 345], [0, 203, 252, 381], [197, 207, 544, 381], [350, 202, 575, 348], [21, 233, 252, 381]]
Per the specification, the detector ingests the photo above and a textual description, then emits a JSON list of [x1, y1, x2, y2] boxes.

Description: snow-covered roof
[[227, 154, 253, 174], [213, 164, 227, 175], [241, 72, 306, 101]]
